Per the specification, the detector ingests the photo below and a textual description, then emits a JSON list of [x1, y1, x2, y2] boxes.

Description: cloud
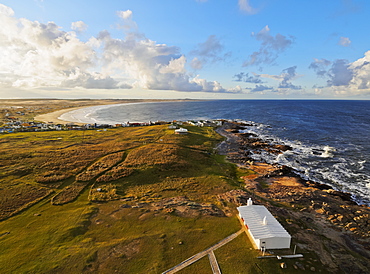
[[243, 25, 294, 66], [191, 35, 223, 58], [233, 72, 263, 83], [247, 84, 274, 93], [71, 21, 88, 32], [0, 9, 103, 89], [309, 58, 331, 77], [238, 0, 257, 15], [190, 57, 203, 70], [61, 68, 131, 89], [0, 4, 14, 16], [97, 22, 238, 93], [117, 9, 138, 31], [259, 66, 302, 90], [309, 52, 370, 95], [117, 10, 133, 20], [338, 36, 351, 47], [190, 35, 230, 69], [327, 59, 353, 86], [0, 4, 240, 94], [278, 66, 301, 90], [309, 58, 353, 87]]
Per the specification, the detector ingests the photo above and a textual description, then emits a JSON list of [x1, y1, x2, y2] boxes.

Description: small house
[[175, 128, 188, 134], [237, 199, 291, 250]]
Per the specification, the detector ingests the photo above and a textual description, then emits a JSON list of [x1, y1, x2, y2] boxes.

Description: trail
[[162, 229, 244, 274]]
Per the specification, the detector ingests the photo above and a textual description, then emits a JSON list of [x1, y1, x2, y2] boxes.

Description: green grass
[[0, 124, 324, 273]]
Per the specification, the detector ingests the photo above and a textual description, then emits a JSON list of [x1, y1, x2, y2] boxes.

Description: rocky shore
[[216, 121, 370, 273]]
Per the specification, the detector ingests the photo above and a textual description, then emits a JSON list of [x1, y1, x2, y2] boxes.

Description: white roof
[[237, 205, 291, 240], [175, 128, 188, 132]]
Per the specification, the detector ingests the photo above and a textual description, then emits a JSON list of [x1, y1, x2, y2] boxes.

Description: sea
[[59, 100, 370, 205]]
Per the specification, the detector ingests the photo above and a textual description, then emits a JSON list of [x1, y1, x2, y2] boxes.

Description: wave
[[240, 123, 370, 206]]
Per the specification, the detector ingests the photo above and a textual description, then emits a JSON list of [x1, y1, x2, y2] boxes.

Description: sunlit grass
[[0, 124, 300, 273]]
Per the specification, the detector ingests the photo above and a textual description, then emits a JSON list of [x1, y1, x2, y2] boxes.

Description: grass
[[0, 124, 317, 273]]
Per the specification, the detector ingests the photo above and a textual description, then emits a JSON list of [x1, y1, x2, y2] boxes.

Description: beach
[[34, 106, 91, 125], [32, 99, 197, 125]]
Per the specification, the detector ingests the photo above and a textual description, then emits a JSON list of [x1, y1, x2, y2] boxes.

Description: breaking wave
[[240, 121, 370, 206]]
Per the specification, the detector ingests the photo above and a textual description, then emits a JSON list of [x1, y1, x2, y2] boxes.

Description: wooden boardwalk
[[208, 251, 222, 274], [162, 229, 244, 274]]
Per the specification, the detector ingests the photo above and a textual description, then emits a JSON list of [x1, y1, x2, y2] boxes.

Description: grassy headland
[[1, 100, 369, 273], [0, 120, 269, 273]]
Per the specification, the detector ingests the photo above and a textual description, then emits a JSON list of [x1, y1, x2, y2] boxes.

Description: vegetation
[[0, 124, 310, 273]]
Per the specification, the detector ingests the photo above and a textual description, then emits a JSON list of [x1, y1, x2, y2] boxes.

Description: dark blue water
[[94, 100, 370, 205]]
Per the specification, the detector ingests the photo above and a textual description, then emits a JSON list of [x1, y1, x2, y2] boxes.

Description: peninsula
[[0, 100, 369, 273]]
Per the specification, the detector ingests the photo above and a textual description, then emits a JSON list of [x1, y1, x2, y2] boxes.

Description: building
[[237, 199, 291, 250], [175, 128, 188, 134]]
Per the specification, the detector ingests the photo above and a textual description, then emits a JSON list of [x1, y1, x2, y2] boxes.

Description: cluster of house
[[0, 119, 225, 134], [169, 120, 225, 134]]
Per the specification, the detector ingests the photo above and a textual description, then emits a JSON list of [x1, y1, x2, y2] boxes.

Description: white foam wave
[[320, 145, 336, 158], [240, 123, 370, 205]]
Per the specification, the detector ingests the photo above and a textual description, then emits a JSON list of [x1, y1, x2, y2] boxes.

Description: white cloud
[[338, 36, 351, 47], [243, 25, 294, 66], [309, 51, 370, 95], [117, 10, 133, 20], [71, 21, 88, 32], [0, 6, 129, 90], [96, 18, 238, 93], [238, 0, 257, 15], [0, 4, 14, 16], [116, 10, 138, 31], [0, 4, 240, 94]]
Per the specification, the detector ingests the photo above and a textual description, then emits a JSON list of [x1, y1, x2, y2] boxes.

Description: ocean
[[59, 100, 370, 205]]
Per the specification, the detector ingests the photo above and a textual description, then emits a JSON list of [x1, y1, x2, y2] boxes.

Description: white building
[[237, 199, 291, 249], [175, 128, 188, 134]]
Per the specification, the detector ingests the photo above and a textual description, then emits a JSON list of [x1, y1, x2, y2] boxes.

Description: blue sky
[[1, 0, 370, 99]]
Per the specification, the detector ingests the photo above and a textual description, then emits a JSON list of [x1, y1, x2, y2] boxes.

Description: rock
[[295, 262, 305, 270], [337, 214, 344, 222], [121, 204, 131, 208]]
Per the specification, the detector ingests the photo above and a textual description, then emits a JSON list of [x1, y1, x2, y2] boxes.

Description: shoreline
[[216, 121, 370, 272], [33, 99, 198, 125], [34, 106, 91, 125]]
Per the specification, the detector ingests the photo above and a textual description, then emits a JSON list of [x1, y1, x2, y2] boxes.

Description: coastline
[[33, 99, 198, 125], [34, 106, 91, 125], [216, 121, 370, 272]]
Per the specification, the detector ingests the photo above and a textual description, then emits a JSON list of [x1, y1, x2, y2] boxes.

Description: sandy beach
[[34, 106, 91, 125], [28, 99, 190, 125], [32, 99, 199, 125]]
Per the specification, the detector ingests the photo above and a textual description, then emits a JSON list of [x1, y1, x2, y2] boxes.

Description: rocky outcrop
[[217, 121, 370, 273]]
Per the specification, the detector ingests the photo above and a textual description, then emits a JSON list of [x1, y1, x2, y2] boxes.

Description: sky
[[1, 0, 370, 99]]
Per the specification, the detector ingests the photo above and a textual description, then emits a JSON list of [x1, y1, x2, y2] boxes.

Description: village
[[0, 110, 224, 134]]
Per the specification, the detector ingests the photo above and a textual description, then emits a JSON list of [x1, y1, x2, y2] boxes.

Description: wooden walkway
[[162, 229, 244, 274], [208, 251, 222, 274]]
